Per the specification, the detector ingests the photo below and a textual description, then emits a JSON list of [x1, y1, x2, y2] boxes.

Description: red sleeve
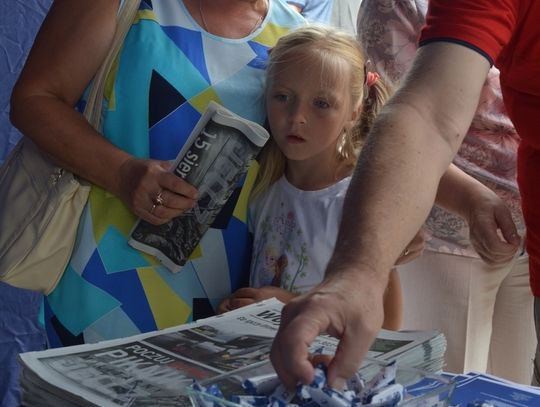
[[419, 0, 518, 64]]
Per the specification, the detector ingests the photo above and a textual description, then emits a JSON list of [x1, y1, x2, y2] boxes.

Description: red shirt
[[420, 0, 540, 295]]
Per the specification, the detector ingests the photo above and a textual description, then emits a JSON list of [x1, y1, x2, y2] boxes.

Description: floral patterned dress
[[358, 0, 524, 258]]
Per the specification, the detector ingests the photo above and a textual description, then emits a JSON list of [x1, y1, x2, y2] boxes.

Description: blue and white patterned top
[[44, 0, 305, 347]]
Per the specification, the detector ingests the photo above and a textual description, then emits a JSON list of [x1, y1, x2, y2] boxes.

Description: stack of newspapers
[[19, 299, 447, 407]]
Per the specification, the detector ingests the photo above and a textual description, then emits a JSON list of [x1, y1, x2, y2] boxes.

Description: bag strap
[[83, 0, 142, 130]]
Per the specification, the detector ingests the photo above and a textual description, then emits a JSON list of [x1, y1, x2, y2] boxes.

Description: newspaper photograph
[[129, 101, 269, 272], [18, 299, 446, 407], [144, 325, 273, 372], [39, 342, 211, 407]]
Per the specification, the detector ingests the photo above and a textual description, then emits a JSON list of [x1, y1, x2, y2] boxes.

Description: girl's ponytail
[[358, 75, 392, 142], [340, 73, 391, 168]]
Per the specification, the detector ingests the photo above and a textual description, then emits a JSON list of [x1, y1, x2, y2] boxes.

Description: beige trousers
[[397, 250, 536, 384], [533, 297, 540, 386]]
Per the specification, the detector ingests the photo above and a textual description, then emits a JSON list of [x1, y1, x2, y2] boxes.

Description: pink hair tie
[[366, 71, 380, 87]]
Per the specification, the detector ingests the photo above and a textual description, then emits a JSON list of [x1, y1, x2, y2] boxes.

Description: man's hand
[[217, 287, 296, 314], [270, 271, 386, 389]]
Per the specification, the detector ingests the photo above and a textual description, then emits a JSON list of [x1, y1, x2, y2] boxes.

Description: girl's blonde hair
[[252, 25, 391, 198]]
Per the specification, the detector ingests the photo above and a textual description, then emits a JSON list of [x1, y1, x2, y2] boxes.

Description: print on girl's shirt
[[252, 202, 310, 293]]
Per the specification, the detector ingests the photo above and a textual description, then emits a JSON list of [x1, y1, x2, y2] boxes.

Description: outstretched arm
[[271, 41, 491, 388]]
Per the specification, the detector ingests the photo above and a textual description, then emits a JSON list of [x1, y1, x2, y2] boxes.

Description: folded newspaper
[[128, 101, 269, 272], [19, 299, 447, 407]]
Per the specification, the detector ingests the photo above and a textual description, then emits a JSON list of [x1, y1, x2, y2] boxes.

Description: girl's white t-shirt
[[248, 175, 351, 294]]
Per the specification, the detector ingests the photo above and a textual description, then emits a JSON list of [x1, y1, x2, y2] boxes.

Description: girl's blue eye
[[314, 99, 330, 109]]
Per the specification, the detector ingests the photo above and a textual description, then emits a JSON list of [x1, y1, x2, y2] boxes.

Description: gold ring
[[154, 190, 165, 206], [150, 203, 157, 214]]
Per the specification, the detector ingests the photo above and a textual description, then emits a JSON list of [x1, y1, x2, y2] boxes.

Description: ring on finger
[[154, 190, 165, 207]]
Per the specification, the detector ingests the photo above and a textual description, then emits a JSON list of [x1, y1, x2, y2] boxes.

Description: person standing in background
[[357, 0, 535, 384], [330, 0, 361, 35], [286, 0, 333, 23], [286, 0, 362, 31]]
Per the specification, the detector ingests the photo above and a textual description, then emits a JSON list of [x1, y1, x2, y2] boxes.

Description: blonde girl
[[219, 26, 414, 330]]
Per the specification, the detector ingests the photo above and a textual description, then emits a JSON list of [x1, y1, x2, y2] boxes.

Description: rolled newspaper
[[128, 101, 269, 272]]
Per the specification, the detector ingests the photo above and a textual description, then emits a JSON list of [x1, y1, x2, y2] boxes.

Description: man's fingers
[[326, 329, 373, 388], [271, 332, 315, 387], [271, 303, 325, 388]]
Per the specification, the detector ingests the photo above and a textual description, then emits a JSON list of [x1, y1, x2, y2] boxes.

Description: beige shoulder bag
[[0, 0, 141, 294]]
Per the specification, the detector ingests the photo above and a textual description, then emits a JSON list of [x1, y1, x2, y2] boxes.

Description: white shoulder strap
[[83, 0, 142, 130]]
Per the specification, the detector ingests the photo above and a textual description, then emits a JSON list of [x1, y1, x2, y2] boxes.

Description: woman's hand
[[217, 287, 297, 314], [116, 158, 199, 225], [466, 188, 521, 265], [437, 164, 520, 266], [395, 228, 425, 265]]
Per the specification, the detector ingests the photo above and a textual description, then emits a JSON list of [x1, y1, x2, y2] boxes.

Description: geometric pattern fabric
[[44, 0, 305, 347]]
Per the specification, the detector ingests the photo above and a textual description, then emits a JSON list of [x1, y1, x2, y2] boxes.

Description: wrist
[[461, 180, 496, 224], [112, 154, 136, 197], [324, 258, 390, 295]]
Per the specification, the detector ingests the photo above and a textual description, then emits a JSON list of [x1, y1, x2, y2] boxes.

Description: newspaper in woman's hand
[[128, 101, 269, 272]]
